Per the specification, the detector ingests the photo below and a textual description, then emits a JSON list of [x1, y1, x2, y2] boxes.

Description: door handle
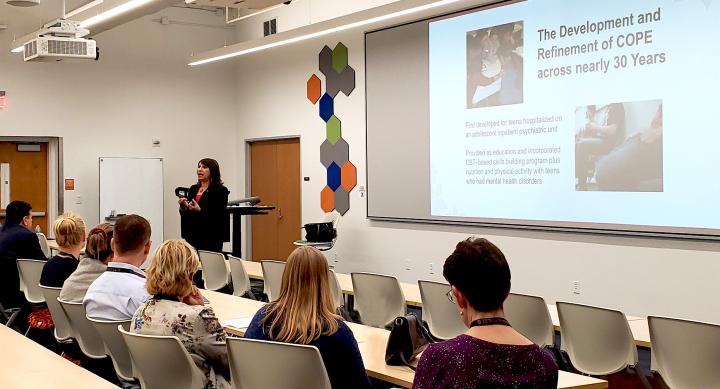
[[278, 207, 283, 220]]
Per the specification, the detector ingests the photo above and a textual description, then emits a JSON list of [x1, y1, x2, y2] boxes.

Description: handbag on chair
[[385, 313, 435, 369]]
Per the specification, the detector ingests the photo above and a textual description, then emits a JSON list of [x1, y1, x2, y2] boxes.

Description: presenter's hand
[[182, 286, 205, 306], [178, 198, 189, 209], [187, 199, 201, 212]]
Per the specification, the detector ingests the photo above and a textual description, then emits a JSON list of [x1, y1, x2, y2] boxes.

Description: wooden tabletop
[[203, 290, 606, 389], [0, 325, 117, 389]]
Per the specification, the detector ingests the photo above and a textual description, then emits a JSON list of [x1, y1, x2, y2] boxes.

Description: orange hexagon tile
[[341, 161, 357, 191], [307, 74, 321, 104], [320, 185, 335, 212]]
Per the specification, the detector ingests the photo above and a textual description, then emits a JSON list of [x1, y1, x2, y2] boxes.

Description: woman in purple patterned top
[[412, 238, 558, 389]]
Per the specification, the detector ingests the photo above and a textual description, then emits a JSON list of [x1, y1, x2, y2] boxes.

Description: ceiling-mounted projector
[[6, 0, 40, 7], [21, 20, 97, 62]]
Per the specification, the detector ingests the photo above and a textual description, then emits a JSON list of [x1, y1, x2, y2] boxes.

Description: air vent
[[263, 18, 277, 36], [24, 40, 37, 57], [47, 40, 87, 55]]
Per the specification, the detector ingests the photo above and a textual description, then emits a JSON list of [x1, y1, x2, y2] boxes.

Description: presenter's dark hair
[[443, 237, 511, 312], [198, 158, 222, 185], [5, 200, 32, 224], [113, 214, 151, 255]]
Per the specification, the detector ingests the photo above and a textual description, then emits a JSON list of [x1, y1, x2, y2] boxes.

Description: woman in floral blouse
[[130, 239, 230, 389]]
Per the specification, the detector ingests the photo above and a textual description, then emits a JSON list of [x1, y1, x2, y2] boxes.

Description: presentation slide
[[429, 0, 720, 231]]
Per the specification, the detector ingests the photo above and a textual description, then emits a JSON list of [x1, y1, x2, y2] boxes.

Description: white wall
[[0, 6, 238, 241], [232, 22, 720, 323]]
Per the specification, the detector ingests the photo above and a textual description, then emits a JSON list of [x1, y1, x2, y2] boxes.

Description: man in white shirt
[[84, 214, 152, 320]]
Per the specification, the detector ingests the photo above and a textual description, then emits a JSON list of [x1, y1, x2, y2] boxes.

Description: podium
[[227, 205, 275, 257]]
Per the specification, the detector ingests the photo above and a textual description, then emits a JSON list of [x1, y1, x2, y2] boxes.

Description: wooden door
[[0, 142, 49, 233], [249, 138, 301, 261]]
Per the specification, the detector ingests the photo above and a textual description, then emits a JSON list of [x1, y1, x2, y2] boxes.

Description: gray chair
[[198, 250, 230, 291], [351, 272, 406, 328], [119, 326, 206, 389], [38, 285, 72, 342], [648, 316, 720, 388], [557, 302, 642, 378], [261, 260, 285, 301], [226, 337, 331, 389], [504, 293, 555, 347], [329, 269, 344, 309], [228, 255, 253, 298], [88, 318, 135, 382], [417, 280, 465, 340], [58, 299, 107, 359], [36, 232, 51, 258], [16, 259, 46, 304]]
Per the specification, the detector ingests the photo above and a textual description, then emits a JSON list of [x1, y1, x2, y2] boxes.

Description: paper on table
[[222, 317, 253, 329]]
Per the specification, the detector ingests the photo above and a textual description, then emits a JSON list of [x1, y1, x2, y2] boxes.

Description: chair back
[[198, 250, 230, 291], [557, 301, 637, 375], [88, 318, 134, 381], [228, 255, 251, 297], [648, 316, 720, 388], [328, 270, 344, 309], [417, 280, 465, 339], [37, 233, 50, 258], [16, 259, 46, 304], [261, 260, 285, 301], [504, 293, 555, 347], [58, 299, 107, 359], [119, 326, 206, 389], [226, 337, 331, 389], [351, 272, 406, 328], [38, 285, 72, 341]]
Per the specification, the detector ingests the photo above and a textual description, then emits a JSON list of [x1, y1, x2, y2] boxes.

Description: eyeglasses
[[446, 289, 455, 304]]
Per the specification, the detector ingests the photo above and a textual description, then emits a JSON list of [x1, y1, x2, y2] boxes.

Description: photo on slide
[[575, 99, 663, 192], [466, 21, 523, 109]]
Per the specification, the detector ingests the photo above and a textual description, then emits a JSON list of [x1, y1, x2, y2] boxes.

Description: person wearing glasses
[[412, 237, 558, 389]]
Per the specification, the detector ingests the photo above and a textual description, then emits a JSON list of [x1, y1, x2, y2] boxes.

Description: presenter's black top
[[180, 183, 230, 252], [40, 253, 80, 287], [0, 222, 47, 307]]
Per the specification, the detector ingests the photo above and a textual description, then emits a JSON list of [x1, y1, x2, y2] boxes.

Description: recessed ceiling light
[[6, 0, 40, 7]]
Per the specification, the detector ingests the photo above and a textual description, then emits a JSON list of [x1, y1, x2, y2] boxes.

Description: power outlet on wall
[[572, 280, 581, 295], [332, 252, 339, 265], [428, 262, 435, 275], [404, 259, 412, 272]]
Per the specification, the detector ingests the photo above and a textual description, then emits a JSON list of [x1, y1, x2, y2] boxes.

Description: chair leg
[[629, 366, 652, 389]]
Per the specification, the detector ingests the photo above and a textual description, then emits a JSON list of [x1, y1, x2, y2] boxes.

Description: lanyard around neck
[[469, 317, 511, 328], [106, 266, 146, 279]]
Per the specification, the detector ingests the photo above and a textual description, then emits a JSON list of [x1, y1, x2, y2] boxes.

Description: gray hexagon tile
[[334, 186, 350, 215], [320, 137, 349, 168]]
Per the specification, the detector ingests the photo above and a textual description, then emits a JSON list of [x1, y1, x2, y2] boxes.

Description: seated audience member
[[0, 200, 47, 308], [245, 246, 371, 389], [412, 238, 558, 389], [60, 223, 113, 302], [40, 213, 86, 287], [131, 239, 229, 389], [84, 215, 151, 320]]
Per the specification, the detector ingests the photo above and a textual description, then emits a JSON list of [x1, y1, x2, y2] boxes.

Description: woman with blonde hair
[[40, 212, 86, 287], [59, 223, 113, 302], [131, 239, 229, 389], [245, 246, 370, 389]]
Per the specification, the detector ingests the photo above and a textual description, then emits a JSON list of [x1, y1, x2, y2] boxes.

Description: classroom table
[[203, 289, 607, 389], [239, 259, 652, 348], [0, 324, 117, 389]]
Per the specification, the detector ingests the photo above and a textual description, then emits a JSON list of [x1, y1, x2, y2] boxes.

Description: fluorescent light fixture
[[189, 0, 464, 66], [65, 0, 104, 18], [79, 0, 153, 28], [11, 45, 24, 53]]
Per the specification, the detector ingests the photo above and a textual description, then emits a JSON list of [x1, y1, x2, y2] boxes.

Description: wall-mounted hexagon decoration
[[332, 42, 348, 74], [326, 115, 341, 145], [341, 161, 357, 191], [334, 186, 350, 215], [320, 137, 349, 168], [319, 45, 333, 76], [307, 74, 321, 104], [320, 185, 335, 213], [327, 162, 341, 191], [318, 93, 333, 122], [338, 66, 355, 96]]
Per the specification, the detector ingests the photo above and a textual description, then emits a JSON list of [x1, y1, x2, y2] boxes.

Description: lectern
[[226, 204, 275, 257]]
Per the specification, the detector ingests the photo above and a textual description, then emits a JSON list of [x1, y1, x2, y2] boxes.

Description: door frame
[[0, 136, 63, 229], [245, 135, 302, 260]]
